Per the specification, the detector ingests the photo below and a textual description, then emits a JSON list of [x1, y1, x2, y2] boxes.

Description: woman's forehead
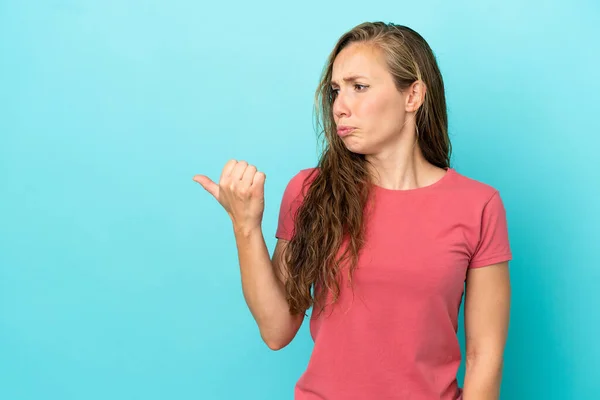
[[331, 46, 387, 84]]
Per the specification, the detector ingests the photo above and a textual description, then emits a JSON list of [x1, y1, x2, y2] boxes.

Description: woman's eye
[[330, 85, 367, 95]]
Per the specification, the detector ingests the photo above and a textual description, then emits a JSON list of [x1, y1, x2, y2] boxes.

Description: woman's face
[[330, 42, 412, 155]]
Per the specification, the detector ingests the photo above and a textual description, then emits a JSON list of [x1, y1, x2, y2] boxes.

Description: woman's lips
[[337, 127, 355, 137]]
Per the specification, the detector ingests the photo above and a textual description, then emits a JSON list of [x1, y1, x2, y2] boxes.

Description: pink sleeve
[[275, 170, 310, 241], [468, 191, 513, 269]]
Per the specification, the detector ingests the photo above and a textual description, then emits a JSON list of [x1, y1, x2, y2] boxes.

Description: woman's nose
[[333, 94, 350, 119]]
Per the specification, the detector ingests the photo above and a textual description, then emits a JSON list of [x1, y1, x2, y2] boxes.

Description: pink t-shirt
[[275, 167, 512, 400]]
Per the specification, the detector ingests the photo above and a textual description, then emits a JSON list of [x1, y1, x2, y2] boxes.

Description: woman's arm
[[462, 261, 511, 400], [235, 230, 304, 350], [193, 161, 304, 350]]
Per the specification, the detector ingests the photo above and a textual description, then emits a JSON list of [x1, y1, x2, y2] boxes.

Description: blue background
[[1, 0, 598, 399]]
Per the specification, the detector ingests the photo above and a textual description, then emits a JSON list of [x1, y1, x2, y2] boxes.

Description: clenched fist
[[193, 159, 266, 234]]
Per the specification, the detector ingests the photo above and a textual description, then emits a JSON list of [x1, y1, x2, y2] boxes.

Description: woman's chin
[[344, 142, 369, 155]]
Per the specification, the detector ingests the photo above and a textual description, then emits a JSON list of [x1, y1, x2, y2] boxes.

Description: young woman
[[194, 21, 512, 400]]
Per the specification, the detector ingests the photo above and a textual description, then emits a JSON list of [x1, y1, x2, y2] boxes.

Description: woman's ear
[[405, 80, 426, 113]]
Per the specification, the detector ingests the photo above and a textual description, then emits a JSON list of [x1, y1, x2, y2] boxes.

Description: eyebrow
[[330, 75, 368, 86]]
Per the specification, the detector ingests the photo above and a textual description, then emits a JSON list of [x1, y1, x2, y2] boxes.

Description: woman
[[194, 22, 512, 400]]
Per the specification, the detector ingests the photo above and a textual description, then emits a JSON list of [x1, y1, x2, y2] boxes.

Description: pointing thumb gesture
[[193, 174, 219, 199], [193, 159, 266, 234]]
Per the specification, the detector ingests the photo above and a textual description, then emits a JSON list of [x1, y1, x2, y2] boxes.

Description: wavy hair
[[284, 22, 452, 316]]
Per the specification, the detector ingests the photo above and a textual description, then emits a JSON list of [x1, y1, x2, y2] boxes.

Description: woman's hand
[[193, 159, 266, 234]]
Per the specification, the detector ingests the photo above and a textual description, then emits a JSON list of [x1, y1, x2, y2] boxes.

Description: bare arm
[[193, 159, 303, 351], [235, 227, 304, 350], [462, 261, 511, 400]]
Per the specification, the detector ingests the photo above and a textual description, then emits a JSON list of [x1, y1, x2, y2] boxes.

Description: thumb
[[193, 174, 219, 199]]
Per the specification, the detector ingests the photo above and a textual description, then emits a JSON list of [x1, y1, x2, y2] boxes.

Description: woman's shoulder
[[448, 168, 503, 202], [287, 167, 320, 187], [280, 167, 320, 199], [288, 167, 502, 194]]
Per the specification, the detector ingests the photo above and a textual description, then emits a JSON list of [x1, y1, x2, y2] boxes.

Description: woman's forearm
[[234, 226, 303, 350], [462, 354, 504, 400]]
